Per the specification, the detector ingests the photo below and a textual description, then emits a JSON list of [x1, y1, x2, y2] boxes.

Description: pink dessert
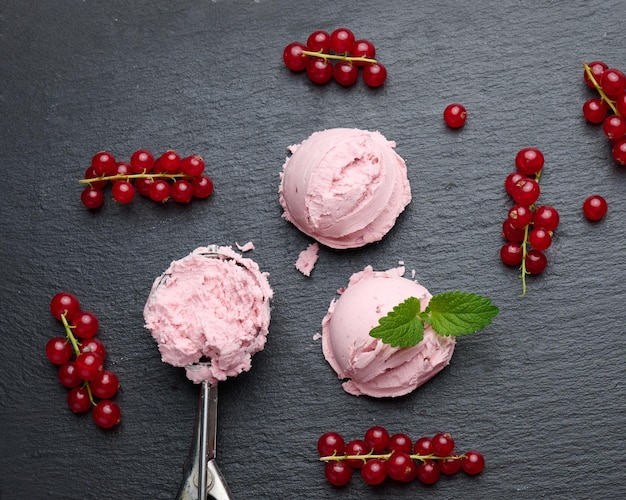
[[321, 265, 456, 398], [144, 246, 273, 385], [279, 128, 411, 249], [295, 242, 319, 276]]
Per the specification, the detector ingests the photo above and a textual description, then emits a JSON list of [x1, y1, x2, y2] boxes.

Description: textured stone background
[[1, 1, 625, 498]]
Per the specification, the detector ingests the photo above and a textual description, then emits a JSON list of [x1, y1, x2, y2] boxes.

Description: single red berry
[[431, 432, 455, 457], [611, 138, 626, 165], [192, 176, 214, 198], [443, 103, 467, 129], [67, 386, 92, 413], [149, 179, 171, 202], [525, 249, 547, 275], [502, 219, 526, 243], [84, 166, 108, 189], [45, 337, 73, 365], [461, 450, 485, 475], [505, 171, 525, 195], [515, 147, 544, 175], [507, 204, 533, 229], [584, 61, 607, 88], [135, 177, 154, 197], [324, 460, 352, 486], [180, 155, 205, 177], [317, 432, 345, 457], [283, 42, 308, 71], [349, 39, 375, 66], [388, 433, 412, 454], [602, 115, 626, 141], [111, 181, 136, 204], [582, 97, 608, 124], [306, 57, 334, 84], [439, 454, 462, 475], [345, 439, 368, 468], [414, 436, 433, 456], [81, 187, 105, 209], [306, 30, 331, 53], [532, 205, 560, 231], [601, 68, 626, 98], [364, 426, 390, 453], [361, 459, 387, 485], [57, 362, 82, 388], [80, 337, 107, 360], [92, 400, 121, 429], [91, 151, 116, 176], [362, 62, 387, 87], [130, 149, 155, 173], [529, 227, 552, 251], [171, 180, 194, 203], [329, 28, 355, 54], [583, 195, 608, 221], [50, 292, 80, 321], [511, 178, 540, 206], [386, 451, 418, 482], [615, 92, 626, 116], [157, 150, 181, 173], [416, 460, 440, 485], [500, 242, 523, 266], [333, 60, 359, 86], [91, 370, 120, 399], [70, 310, 99, 339], [75, 351, 104, 381], [114, 161, 132, 176]]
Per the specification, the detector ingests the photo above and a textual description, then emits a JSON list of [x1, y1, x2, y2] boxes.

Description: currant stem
[[320, 451, 466, 463], [519, 169, 543, 298], [79, 172, 195, 186], [60, 312, 81, 356], [583, 62, 620, 115], [301, 49, 377, 65]]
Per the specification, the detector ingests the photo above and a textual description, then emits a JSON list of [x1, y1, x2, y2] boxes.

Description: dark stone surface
[[1, 1, 626, 498]]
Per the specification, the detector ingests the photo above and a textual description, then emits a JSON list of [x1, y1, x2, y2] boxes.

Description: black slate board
[[2, 1, 626, 499]]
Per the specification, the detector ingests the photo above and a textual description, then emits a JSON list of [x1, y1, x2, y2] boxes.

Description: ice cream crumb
[[313, 332, 322, 341], [295, 242, 319, 277], [411, 269, 416, 279], [398, 260, 404, 266], [236, 241, 255, 252]]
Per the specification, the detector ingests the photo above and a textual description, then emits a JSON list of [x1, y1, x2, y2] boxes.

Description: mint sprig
[[369, 292, 498, 348]]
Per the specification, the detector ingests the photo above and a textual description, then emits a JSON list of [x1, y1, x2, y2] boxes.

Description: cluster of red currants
[[317, 426, 484, 487], [582, 61, 626, 165], [283, 28, 387, 87], [46, 292, 121, 429], [80, 149, 214, 209], [500, 148, 560, 296]]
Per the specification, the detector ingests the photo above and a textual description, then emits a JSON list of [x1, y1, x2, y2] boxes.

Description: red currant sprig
[[79, 149, 214, 209], [318, 427, 484, 487], [283, 28, 387, 88], [46, 292, 121, 429], [500, 148, 560, 296]]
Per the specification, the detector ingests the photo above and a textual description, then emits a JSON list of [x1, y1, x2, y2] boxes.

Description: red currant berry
[[80, 337, 107, 360], [364, 426, 390, 453], [317, 432, 345, 457], [510, 178, 540, 206], [75, 351, 104, 381], [502, 220, 526, 243], [349, 39, 376, 66], [361, 459, 387, 485], [345, 439, 368, 468], [81, 187, 105, 209], [416, 460, 440, 485], [158, 150, 181, 173], [306, 57, 334, 84], [602, 115, 626, 141], [329, 28, 355, 54], [582, 97, 608, 124], [50, 292, 80, 321], [111, 181, 136, 204], [431, 432, 455, 457], [611, 138, 626, 165], [130, 149, 155, 173], [388, 433, 412, 454], [91, 370, 120, 399], [616, 92, 626, 116], [507, 204, 532, 229], [192, 176, 214, 198], [306, 30, 331, 53], [505, 171, 525, 195], [84, 166, 108, 189], [70, 310, 99, 339], [529, 227, 552, 251], [171, 180, 194, 203], [584, 61, 607, 88], [283, 42, 308, 71], [362, 62, 387, 87], [180, 155, 205, 177], [532, 205, 560, 231], [324, 460, 352, 487], [57, 362, 82, 388], [500, 242, 523, 266], [333, 61, 359, 87], [45, 337, 73, 365], [461, 450, 485, 475], [91, 151, 116, 176], [135, 177, 154, 197], [601, 68, 626, 98], [515, 147, 544, 175], [386, 451, 418, 482], [149, 179, 171, 202], [92, 400, 121, 429], [114, 161, 132, 176], [525, 249, 547, 275], [67, 386, 92, 413], [439, 454, 462, 475], [583, 195, 608, 221], [443, 103, 467, 129], [414, 436, 433, 456]]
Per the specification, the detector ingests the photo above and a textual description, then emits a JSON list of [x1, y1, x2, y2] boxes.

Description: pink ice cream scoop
[[279, 128, 411, 249], [322, 265, 455, 398], [144, 245, 273, 385]]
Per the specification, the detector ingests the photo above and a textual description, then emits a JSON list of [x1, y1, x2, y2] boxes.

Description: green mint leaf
[[369, 297, 425, 348], [425, 291, 498, 336]]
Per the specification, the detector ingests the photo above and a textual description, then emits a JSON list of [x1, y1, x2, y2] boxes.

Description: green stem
[[301, 49, 377, 65], [583, 62, 620, 115], [320, 451, 466, 463], [519, 169, 542, 298], [79, 172, 194, 186], [61, 313, 96, 406]]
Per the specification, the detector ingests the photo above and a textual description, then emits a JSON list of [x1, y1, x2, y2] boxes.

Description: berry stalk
[[320, 452, 466, 463], [583, 63, 619, 115], [519, 169, 543, 297], [79, 171, 194, 186], [300, 49, 377, 65], [60, 312, 96, 406]]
